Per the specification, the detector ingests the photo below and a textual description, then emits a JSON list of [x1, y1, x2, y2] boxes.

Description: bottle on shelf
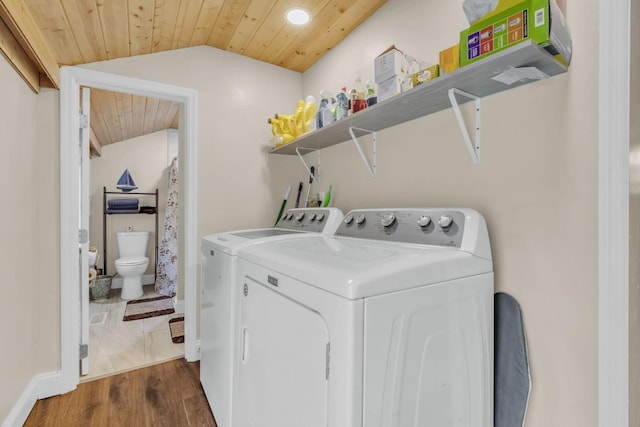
[[316, 89, 335, 129], [303, 95, 317, 133], [351, 73, 367, 114], [294, 99, 305, 136], [267, 117, 284, 147], [335, 87, 349, 120], [365, 80, 377, 107]]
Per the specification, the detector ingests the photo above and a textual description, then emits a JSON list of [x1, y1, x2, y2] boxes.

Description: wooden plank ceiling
[[0, 0, 387, 155]]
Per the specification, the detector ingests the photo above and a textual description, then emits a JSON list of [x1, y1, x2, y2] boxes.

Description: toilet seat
[[115, 256, 148, 266]]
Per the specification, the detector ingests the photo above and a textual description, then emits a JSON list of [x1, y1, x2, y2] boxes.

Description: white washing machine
[[200, 207, 343, 427], [234, 208, 494, 427]]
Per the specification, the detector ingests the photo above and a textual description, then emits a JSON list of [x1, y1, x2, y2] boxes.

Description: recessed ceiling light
[[285, 7, 311, 26]]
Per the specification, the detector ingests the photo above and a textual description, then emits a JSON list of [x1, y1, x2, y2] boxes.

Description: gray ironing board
[[494, 292, 530, 427]]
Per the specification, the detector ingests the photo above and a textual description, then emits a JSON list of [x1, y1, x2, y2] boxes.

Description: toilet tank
[[116, 231, 150, 258]]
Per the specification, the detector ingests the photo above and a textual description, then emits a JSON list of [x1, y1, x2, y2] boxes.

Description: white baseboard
[[1, 371, 62, 427], [110, 274, 155, 289]]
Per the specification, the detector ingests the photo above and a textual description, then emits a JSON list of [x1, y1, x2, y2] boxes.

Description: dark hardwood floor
[[24, 359, 217, 427]]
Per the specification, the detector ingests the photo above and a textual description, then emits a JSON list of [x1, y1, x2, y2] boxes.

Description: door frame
[[599, 0, 630, 426], [59, 66, 199, 392]]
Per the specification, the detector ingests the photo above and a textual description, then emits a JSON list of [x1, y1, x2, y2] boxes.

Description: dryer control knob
[[355, 214, 366, 225], [295, 212, 305, 222], [344, 214, 354, 225], [438, 215, 453, 228], [381, 212, 396, 227], [309, 213, 317, 221], [285, 212, 293, 220], [317, 213, 325, 222], [417, 215, 432, 227]]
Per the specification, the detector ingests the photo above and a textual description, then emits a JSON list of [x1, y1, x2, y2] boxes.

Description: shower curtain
[[155, 157, 178, 296]]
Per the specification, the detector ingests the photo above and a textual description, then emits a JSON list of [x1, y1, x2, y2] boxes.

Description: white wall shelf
[[270, 40, 567, 159]]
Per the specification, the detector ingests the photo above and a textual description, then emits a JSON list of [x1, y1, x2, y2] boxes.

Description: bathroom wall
[[294, 0, 599, 426], [0, 54, 57, 419], [89, 129, 171, 281]]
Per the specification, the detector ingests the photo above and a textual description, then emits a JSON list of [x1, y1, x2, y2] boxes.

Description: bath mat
[[169, 316, 185, 343], [90, 312, 108, 325], [123, 295, 174, 321]]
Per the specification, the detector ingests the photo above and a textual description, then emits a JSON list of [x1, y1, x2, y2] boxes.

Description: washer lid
[[239, 235, 493, 299], [202, 228, 306, 255]]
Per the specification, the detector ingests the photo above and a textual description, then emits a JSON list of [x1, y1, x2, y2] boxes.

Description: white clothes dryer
[[200, 207, 343, 427], [234, 208, 494, 427]]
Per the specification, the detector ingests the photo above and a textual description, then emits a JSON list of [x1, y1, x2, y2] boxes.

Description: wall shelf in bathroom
[[270, 40, 568, 162], [102, 187, 159, 277]]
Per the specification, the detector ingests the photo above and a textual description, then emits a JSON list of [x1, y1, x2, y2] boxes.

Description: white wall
[[0, 54, 58, 420], [89, 130, 170, 279], [297, 0, 599, 426], [80, 46, 303, 236]]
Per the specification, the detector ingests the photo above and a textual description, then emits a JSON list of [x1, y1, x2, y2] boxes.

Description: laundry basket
[[91, 275, 112, 300]]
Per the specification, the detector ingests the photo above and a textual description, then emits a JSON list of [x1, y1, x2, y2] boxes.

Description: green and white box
[[460, 0, 572, 67]]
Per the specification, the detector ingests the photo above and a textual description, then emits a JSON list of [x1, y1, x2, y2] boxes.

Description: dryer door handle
[[241, 327, 249, 362]]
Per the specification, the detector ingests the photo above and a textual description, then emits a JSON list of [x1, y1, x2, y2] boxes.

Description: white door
[[236, 277, 329, 427], [79, 87, 91, 375]]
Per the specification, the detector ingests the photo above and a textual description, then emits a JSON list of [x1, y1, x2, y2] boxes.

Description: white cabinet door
[[236, 277, 329, 427]]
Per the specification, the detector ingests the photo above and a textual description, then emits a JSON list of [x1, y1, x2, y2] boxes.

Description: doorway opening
[[60, 66, 199, 392]]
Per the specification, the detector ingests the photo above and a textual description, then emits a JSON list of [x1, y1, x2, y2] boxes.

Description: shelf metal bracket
[[448, 88, 481, 165], [295, 147, 321, 183], [348, 126, 377, 177]]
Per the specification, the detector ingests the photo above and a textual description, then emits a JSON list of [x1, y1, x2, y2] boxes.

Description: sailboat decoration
[[116, 169, 138, 192]]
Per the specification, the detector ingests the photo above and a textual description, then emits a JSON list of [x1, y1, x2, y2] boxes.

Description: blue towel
[[108, 198, 139, 207]]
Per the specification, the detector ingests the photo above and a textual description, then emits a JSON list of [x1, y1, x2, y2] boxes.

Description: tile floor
[[82, 284, 184, 382]]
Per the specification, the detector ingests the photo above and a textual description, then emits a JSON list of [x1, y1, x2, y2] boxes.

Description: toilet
[[115, 231, 150, 300]]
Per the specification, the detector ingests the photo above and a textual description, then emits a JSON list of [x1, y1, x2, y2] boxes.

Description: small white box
[[375, 46, 407, 84], [377, 75, 404, 103]]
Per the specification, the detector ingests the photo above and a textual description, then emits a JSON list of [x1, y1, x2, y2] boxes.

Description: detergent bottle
[[335, 87, 349, 120], [268, 117, 284, 147], [303, 95, 317, 133], [293, 100, 305, 136], [365, 81, 378, 107], [351, 73, 367, 114], [316, 89, 335, 129], [273, 114, 296, 144]]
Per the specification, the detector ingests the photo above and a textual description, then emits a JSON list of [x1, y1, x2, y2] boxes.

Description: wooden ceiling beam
[[0, 0, 60, 89], [0, 15, 39, 91], [90, 127, 102, 157]]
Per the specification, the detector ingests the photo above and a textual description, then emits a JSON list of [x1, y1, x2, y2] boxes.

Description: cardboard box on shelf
[[439, 44, 460, 75], [374, 45, 424, 84], [375, 46, 406, 84], [459, 0, 572, 67], [377, 75, 404, 103], [411, 64, 440, 88]]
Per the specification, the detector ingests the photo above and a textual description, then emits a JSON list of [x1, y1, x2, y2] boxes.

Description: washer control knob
[[355, 214, 366, 225], [295, 212, 305, 222], [438, 215, 453, 228], [417, 215, 432, 227], [286, 212, 293, 220], [316, 213, 325, 222], [381, 212, 396, 227], [344, 214, 354, 225], [309, 213, 317, 221]]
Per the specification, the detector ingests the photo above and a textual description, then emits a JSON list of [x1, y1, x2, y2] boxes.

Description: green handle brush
[[322, 184, 332, 207]]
